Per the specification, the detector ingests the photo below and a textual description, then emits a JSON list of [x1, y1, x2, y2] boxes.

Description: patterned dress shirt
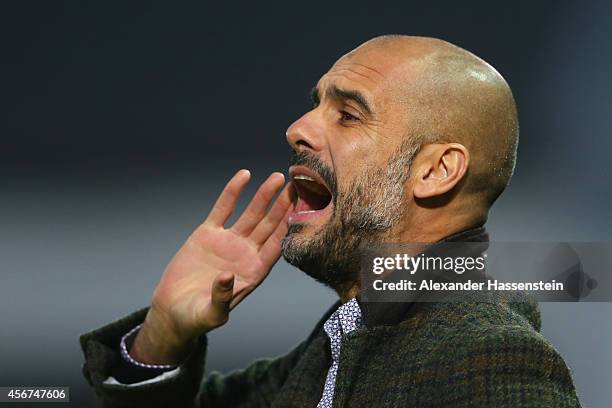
[[317, 298, 363, 408]]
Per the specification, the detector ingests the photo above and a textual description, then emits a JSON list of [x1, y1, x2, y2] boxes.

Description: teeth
[[294, 174, 315, 181]]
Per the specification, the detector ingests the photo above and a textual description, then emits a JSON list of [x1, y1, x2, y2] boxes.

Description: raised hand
[[131, 170, 291, 364]]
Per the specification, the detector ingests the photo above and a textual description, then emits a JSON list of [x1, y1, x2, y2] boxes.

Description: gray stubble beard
[[281, 140, 421, 291]]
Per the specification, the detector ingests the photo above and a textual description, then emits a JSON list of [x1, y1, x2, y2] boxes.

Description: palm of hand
[[151, 170, 291, 338]]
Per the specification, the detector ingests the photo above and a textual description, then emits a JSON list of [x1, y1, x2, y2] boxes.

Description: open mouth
[[288, 165, 333, 224]]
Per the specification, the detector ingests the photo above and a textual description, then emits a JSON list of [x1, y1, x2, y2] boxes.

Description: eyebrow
[[310, 85, 373, 115]]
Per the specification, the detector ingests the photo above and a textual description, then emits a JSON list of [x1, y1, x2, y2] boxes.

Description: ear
[[413, 143, 469, 199]]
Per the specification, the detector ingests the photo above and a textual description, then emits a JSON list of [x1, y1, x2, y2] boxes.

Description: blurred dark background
[[1, 1, 611, 406]]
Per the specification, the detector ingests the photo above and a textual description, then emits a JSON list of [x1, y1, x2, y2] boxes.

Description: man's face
[[281, 46, 421, 288]]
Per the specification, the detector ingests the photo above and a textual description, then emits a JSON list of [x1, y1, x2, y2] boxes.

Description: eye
[[340, 110, 359, 122]]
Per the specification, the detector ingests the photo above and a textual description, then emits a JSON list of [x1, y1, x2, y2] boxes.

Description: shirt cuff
[[104, 366, 182, 387], [105, 323, 181, 386], [119, 324, 177, 370]]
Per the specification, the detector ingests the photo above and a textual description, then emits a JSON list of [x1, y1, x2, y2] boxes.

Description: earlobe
[[413, 143, 469, 200]]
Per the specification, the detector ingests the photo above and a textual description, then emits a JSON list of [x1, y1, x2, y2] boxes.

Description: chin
[[284, 221, 324, 246]]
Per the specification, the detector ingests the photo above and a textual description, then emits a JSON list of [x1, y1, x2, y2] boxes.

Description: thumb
[[204, 273, 234, 329]]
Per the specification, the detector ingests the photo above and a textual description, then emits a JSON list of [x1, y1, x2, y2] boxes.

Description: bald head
[[283, 35, 520, 285], [345, 35, 519, 208]]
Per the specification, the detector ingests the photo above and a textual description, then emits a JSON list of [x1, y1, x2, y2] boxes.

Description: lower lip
[[288, 202, 332, 225]]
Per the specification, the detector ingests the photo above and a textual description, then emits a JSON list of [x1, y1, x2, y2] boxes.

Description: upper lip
[[288, 165, 331, 193]]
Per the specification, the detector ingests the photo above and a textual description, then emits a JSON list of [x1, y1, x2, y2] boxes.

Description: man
[[80, 35, 581, 407]]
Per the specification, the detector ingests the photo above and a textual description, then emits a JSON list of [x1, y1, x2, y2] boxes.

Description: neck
[[398, 206, 486, 243], [336, 281, 361, 303], [333, 213, 485, 303]]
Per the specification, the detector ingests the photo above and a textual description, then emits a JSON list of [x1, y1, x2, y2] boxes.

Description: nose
[[286, 110, 325, 153]]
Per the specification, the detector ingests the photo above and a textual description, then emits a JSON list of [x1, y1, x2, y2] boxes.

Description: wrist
[[129, 307, 191, 365], [121, 324, 177, 369]]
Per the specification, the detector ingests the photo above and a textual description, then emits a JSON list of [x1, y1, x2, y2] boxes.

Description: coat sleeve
[[79, 308, 312, 408]]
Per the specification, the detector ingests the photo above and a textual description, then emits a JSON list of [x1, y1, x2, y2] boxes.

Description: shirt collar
[[324, 298, 363, 337]]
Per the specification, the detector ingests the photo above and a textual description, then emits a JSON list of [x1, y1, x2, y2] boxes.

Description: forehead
[[317, 46, 420, 104]]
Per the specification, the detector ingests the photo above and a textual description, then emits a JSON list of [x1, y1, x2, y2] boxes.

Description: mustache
[[288, 151, 338, 197]]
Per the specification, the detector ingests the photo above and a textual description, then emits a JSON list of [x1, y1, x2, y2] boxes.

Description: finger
[[205, 169, 251, 227], [202, 272, 234, 329], [249, 182, 292, 246], [258, 206, 290, 267], [231, 172, 285, 236]]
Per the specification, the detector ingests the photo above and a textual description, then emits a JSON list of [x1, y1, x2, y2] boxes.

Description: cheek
[[328, 138, 376, 180]]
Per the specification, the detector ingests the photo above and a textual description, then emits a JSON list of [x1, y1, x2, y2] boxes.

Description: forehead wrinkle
[[318, 69, 388, 113], [322, 70, 377, 93], [326, 59, 386, 85], [343, 61, 386, 80]]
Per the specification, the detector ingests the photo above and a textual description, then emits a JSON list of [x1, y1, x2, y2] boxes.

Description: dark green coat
[[81, 290, 580, 407], [80, 228, 581, 407]]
